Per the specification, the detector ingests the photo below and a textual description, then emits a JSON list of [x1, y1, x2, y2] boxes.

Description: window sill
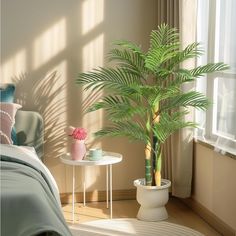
[[194, 137, 236, 160]]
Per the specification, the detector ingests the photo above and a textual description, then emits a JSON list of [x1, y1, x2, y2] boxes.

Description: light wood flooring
[[62, 197, 221, 236]]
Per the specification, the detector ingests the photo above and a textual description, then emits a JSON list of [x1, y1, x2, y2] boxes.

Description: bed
[[0, 110, 72, 236]]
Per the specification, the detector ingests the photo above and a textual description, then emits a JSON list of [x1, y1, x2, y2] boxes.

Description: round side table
[[60, 151, 122, 222]]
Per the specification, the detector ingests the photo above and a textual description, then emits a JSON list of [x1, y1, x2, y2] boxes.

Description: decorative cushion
[[0, 103, 22, 144], [0, 84, 15, 102], [0, 84, 18, 144], [15, 111, 44, 160]]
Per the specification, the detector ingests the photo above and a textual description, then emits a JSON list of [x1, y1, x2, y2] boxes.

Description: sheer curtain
[[196, 0, 236, 156]]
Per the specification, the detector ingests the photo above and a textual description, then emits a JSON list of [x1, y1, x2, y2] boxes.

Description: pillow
[[0, 84, 15, 102], [0, 84, 18, 144], [0, 103, 22, 144]]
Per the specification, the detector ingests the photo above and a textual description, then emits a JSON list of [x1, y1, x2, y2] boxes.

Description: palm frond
[[112, 40, 144, 56], [168, 42, 203, 70], [150, 24, 179, 48], [77, 67, 143, 92], [94, 121, 150, 143], [161, 91, 211, 112], [145, 44, 179, 73], [169, 69, 195, 87], [190, 62, 229, 77], [108, 48, 146, 78], [141, 85, 180, 108], [87, 95, 146, 122], [153, 112, 196, 143]]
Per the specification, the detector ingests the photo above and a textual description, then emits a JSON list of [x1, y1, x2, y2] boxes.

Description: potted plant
[[76, 24, 228, 221]]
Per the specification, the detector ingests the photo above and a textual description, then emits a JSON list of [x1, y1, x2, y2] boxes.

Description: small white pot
[[134, 178, 171, 221]]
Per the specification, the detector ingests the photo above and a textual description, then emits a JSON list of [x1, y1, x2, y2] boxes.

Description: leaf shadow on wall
[[81, 89, 105, 150], [13, 71, 67, 164]]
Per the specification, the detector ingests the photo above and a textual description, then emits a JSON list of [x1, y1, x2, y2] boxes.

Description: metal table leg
[[72, 165, 75, 223], [106, 165, 108, 209], [109, 164, 112, 219], [83, 167, 86, 206]]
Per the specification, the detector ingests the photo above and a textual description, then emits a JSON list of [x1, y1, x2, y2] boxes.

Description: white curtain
[[196, 0, 236, 156]]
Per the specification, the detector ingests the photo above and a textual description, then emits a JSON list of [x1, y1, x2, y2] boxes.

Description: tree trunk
[[145, 142, 152, 186]]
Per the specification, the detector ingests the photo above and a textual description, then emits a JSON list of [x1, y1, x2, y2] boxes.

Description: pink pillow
[[0, 103, 22, 144]]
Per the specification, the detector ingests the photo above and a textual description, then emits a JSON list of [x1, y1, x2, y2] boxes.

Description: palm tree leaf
[[108, 48, 146, 78], [77, 67, 143, 92], [87, 95, 146, 122], [145, 44, 179, 73], [169, 69, 195, 87], [153, 112, 196, 143], [112, 40, 144, 56], [141, 85, 180, 108], [150, 24, 179, 48], [168, 42, 203, 70], [94, 121, 150, 143], [190, 62, 229, 77], [161, 91, 211, 112]]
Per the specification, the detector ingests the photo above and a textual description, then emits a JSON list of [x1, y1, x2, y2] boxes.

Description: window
[[196, 0, 236, 156]]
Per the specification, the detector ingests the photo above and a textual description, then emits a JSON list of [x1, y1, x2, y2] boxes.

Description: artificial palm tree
[[77, 24, 228, 187]]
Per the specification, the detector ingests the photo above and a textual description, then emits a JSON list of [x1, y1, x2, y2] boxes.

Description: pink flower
[[71, 127, 87, 140]]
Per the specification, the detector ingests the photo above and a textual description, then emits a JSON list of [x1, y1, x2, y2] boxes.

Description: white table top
[[60, 151, 122, 166]]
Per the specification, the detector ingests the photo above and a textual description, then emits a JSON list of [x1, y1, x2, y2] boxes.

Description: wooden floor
[[62, 197, 221, 236]]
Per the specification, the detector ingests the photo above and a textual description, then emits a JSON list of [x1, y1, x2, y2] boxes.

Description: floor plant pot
[[134, 178, 171, 221]]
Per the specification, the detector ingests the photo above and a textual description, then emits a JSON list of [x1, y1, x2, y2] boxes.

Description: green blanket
[[1, 156, 72, 236]]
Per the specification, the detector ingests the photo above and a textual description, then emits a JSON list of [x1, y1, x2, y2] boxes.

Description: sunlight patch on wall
[[81, 33, 104, 146], [82, 0, 104, 35], [33, 18, 66, 70], [1, 49, 26, 83], [82, 33, 104, 71]]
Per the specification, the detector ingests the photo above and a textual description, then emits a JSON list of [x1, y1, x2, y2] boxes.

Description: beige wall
[[1, 0, 158, 193], [193, 143, 236, 231]]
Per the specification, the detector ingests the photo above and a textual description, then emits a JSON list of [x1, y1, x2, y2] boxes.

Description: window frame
[[196, 0, 236, 154]]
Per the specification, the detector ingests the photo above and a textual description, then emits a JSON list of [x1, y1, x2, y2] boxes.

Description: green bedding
[[0, 155, 72, 236]]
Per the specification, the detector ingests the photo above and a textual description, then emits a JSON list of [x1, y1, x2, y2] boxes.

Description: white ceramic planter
[[134, 178, 171, 221]]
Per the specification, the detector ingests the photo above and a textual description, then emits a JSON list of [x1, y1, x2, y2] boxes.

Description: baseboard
[[181, 198, 236, 236], [60, 189, 136, 204]]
